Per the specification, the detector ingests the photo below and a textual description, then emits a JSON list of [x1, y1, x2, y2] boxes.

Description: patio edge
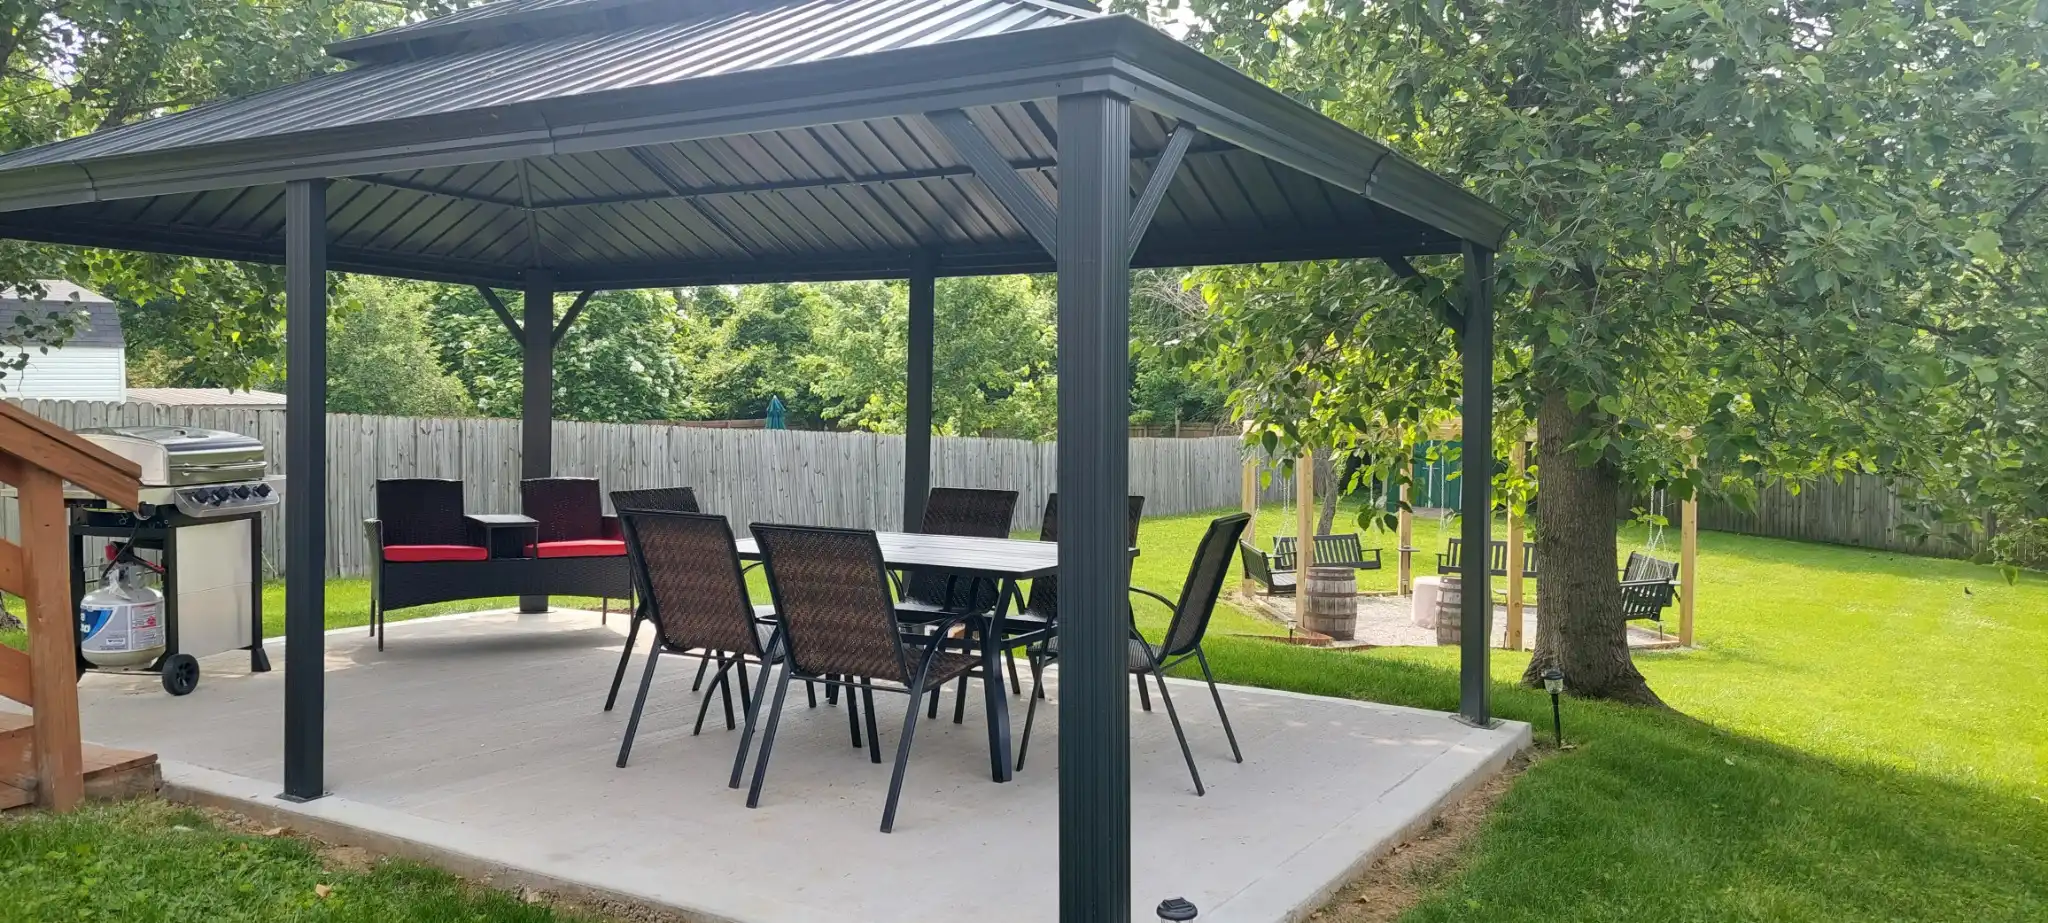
[[1208, 713, 1531, 923], [157, 760, 745, 923]]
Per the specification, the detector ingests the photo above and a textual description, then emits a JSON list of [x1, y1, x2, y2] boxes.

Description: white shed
[[0, 281, 125, 402]]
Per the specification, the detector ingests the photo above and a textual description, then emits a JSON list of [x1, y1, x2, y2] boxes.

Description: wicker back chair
[[1023, 493, 1145, 622], [1017, 512, 1251, 795], [611, 509, 795, 767], [900, 487, 1019, 616], [599, 486, 708, 710], [376, 478, 469, 547], [739, 524, 981, 833], [609, 487, 700, 515], [523, 477, 607, 543]]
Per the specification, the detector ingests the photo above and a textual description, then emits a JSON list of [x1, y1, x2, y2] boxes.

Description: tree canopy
[[1159, 0, 2048, 702], [0, 0, 461, 389]]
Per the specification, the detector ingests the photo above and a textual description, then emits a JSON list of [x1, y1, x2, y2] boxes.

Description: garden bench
[[1273, 534, 1383, 572], [1437, 538, 1539, 578], [1619, 551, 1679, 624], [1239, 540, 1295, 596]]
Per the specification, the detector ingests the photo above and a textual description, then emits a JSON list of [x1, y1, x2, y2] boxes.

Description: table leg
[[982, 577, 1015, 783]]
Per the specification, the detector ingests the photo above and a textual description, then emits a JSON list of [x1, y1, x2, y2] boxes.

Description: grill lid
[[79, 426, 266, 486]]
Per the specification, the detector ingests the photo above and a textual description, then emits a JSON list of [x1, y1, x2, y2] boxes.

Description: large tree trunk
[[1522, 387, 1665, 706]]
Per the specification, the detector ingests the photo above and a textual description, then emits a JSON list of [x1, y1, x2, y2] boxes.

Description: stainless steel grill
[[74, 426, 283, 518]]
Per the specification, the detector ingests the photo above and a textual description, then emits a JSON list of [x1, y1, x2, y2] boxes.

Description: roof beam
[[926, 108, 1058, 255], [623, 146, 760, 254], [355, 175, 524, 208], [476, 286, 524, 342], [551, 289, 595, 347], [1125, 121, 1196, 264]]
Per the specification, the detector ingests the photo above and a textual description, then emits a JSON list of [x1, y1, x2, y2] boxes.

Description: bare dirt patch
[[1307, 748, 1542, 923]]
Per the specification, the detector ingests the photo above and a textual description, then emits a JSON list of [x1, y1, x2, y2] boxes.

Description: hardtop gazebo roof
[[0, 0, 1506, 287], [0, 3, 1510, 920]]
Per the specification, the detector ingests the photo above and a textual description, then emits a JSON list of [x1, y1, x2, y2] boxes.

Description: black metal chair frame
[[602, 487, 700, 711], [365, 478, 633, 651], [613, 509, 819, 769], [734, 524, 984, 834], [936, 494, 1145, 727], [1016, 512, 1250, 796]]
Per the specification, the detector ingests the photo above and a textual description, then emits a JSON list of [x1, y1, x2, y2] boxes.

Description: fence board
[[5, 400, 1348, 575]]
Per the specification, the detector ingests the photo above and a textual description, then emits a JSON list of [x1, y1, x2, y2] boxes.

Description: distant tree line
[[117, 271, 1225, 438]]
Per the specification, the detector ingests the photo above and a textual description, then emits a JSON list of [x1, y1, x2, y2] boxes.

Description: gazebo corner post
[[1456, 240, 1496, 728], [281, 178, 329, 802], [904, 252, 937, 531], [519, 269, 556, 613], [1055, 90, 1134, 923]]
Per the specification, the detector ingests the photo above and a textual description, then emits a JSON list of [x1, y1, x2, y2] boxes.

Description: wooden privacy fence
[[8, 400, 1264, 577], [1692, 473, 1981, 558]]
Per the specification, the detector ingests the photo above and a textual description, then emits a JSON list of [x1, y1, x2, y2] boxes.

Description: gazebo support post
[[1055, 90, 1134, 923], [519, 270, 555, 613], [281, 178, 329, 801], [904, 253, 936, 530], [1505, 438, 1526, 650], [1457, 241, 1495, 728]]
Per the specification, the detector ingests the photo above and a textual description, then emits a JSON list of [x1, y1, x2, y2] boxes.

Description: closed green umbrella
[[765, 395, 787, 430]]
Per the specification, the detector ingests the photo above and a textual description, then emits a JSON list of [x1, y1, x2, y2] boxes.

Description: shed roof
[[0, 0, 1510, 288], [0, 281, 123, 349], [124, 387, 288, 407]]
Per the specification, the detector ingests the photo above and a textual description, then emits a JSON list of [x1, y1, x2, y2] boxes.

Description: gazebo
[[0, 0, 1511, 918]]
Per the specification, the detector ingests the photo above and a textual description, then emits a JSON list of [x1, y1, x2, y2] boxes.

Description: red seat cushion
[[528, 539, 627, 559], [384, 544, 489, 563]]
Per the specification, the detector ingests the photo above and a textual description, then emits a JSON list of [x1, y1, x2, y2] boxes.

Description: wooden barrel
[[1302, 566, 1358, 640], [1435, 577, 1464, 645]]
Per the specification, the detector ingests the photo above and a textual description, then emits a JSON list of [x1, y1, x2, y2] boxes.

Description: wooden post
[[1240, 456, 1259, 595], [1397, 480, 1414, 595], [1294, 450, 1314, 624], [1504, 439, 1526, 651], [1680, 490, 1699, 646], [17, 466, 83, 810]]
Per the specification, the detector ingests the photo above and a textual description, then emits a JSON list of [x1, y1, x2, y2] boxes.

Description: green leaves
[[1962, 228, 2007, 267]]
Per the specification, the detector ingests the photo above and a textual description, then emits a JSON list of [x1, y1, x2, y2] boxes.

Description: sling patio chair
[[1016, 512, 1251, 796], [612, 508, 816, 769], [601, 487, 700, 711], [895, 486, 1020, 620], [735, 524, 983, 834]]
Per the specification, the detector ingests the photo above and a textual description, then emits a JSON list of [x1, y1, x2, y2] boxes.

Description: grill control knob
[[253, 483, 273, 498], [231, 486, 252, 500]]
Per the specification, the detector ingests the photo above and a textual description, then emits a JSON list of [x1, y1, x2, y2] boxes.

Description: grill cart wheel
[[160, 653, 200, 696]]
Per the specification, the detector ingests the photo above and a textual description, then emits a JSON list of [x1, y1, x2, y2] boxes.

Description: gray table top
[[734, 531, 1059, 579], [465, 513, 538, 526]]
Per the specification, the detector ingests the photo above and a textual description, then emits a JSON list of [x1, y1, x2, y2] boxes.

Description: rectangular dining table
[[732, 531, 1057, 783]]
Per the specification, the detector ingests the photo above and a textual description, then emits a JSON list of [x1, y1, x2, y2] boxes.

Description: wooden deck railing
[[0, 401, 141, 809]]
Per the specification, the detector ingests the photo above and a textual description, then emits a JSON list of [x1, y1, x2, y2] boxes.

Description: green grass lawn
[[1197, 516, 2048, 923], [4, 510, 2041, 921]]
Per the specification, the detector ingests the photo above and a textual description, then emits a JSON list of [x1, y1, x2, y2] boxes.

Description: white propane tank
[[78, 562, 166, 668]]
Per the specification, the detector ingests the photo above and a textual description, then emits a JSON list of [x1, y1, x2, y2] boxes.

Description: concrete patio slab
[[71, 610, 1528, 923]]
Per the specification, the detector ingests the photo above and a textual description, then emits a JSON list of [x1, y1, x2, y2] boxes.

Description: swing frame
[[1236, 422, 1700, 649]]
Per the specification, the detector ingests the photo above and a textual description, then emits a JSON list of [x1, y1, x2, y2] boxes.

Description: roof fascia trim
[[1104, 22, 1512, 249]]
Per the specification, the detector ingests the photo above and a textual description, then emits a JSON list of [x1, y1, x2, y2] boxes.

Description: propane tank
[[78, 560, 166, 668]]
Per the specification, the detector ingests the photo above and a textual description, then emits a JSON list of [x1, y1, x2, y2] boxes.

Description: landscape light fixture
[[1158, 897, 1199, 922], [1542, 667, 1565, 746]]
